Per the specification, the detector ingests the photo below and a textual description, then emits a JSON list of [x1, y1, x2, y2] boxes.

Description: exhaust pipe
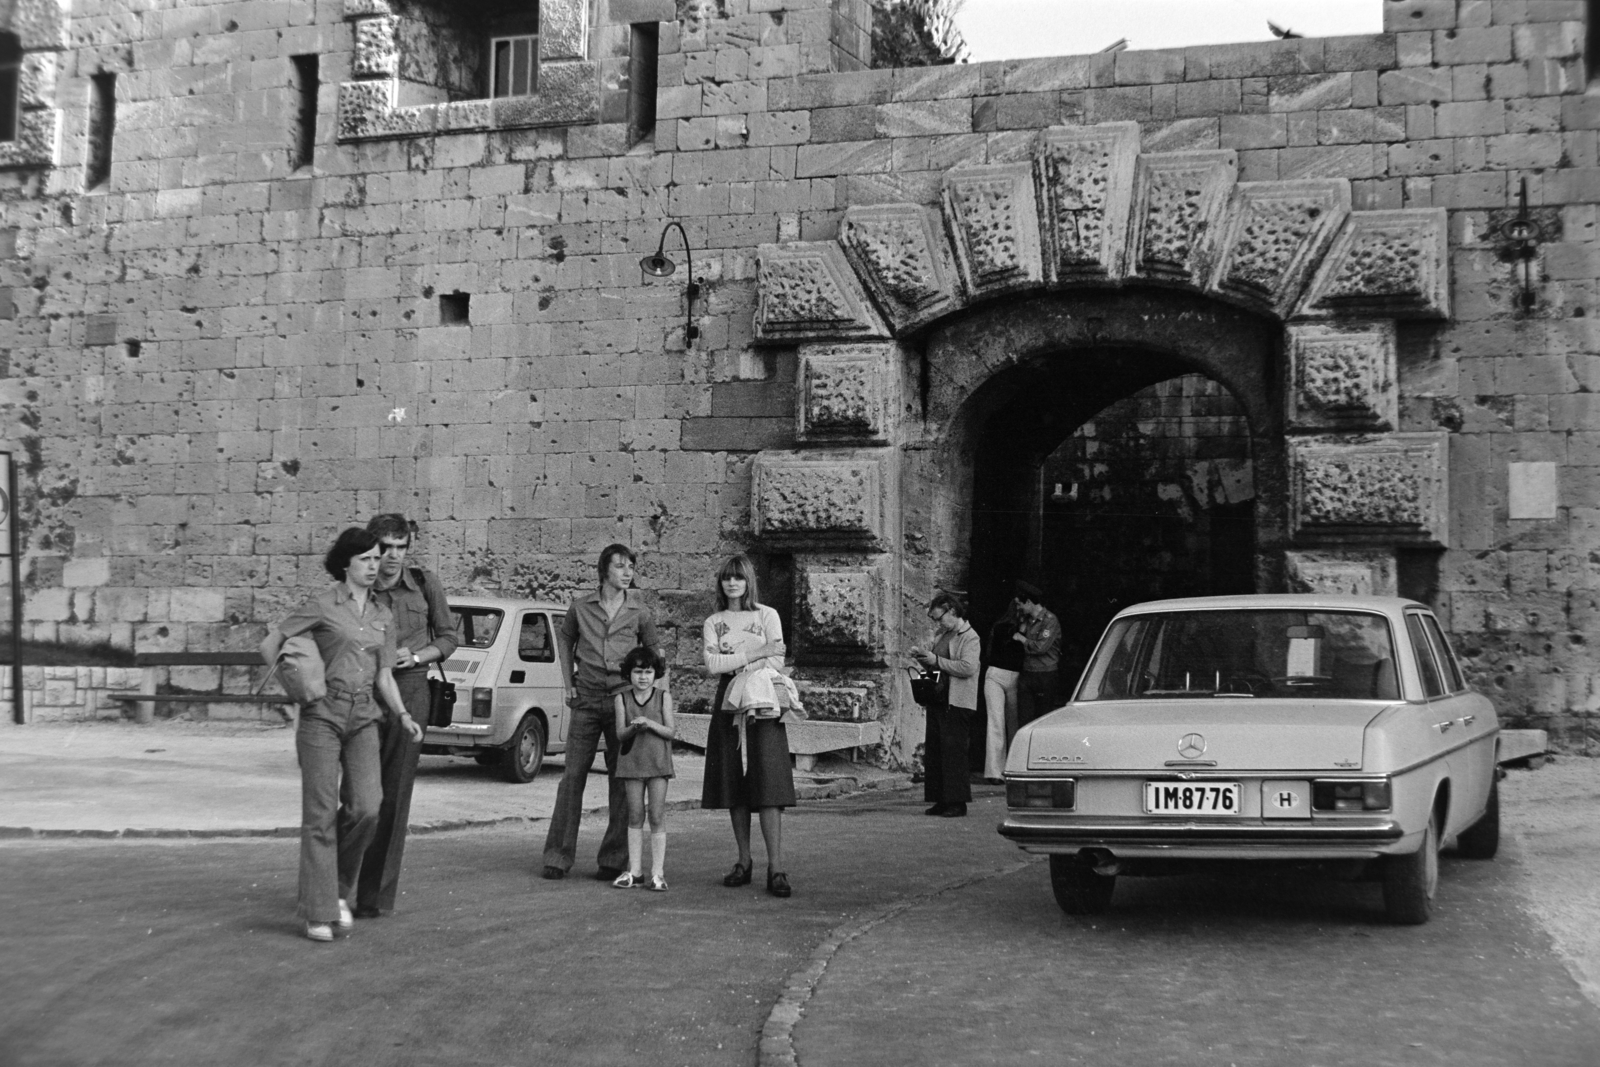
[[1081, 848, 1123, 876]]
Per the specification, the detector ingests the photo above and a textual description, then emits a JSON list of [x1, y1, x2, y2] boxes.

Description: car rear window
[[451, 607, 504, 649], [1078, 609, 1400, 702]]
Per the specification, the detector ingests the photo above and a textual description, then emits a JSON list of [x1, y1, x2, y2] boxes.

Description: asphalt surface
[[0, 721, 1596, 1067]]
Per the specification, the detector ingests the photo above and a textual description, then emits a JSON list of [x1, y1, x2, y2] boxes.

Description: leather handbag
[[266, 635, 326, 705], [426, 663, 456, 727], [907, 666, 944, 707]]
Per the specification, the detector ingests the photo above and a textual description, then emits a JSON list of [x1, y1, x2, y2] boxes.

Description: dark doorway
[[966, 359, 1258, 704]]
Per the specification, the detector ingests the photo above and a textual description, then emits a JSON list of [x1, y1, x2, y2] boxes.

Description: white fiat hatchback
[[998, 595, 1501, 924], [422, 596, 574, 782]]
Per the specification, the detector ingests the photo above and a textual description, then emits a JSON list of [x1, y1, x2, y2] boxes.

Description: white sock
[[627, 827, 643, 876], [650, 830, 667, 879]]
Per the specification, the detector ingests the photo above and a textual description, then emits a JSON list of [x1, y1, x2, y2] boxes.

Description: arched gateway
[[748, 120, 1452, 761]]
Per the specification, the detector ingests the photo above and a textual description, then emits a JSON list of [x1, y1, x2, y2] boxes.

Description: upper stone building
[[1, 0, 1597, 759]]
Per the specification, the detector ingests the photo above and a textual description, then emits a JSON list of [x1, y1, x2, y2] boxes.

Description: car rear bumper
[[998, 812, 1407, 859]]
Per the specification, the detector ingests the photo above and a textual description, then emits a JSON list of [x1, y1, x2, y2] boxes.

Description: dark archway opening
[[966, 352, 1260, 706]]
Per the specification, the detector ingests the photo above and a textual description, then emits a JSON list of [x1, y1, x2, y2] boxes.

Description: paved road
[[2, 780, 1597, 1067]]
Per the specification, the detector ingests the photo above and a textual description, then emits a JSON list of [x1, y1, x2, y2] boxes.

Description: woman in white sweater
[[700, 554, 799, 898]]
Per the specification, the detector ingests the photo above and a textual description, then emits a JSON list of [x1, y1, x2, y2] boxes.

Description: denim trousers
[[296, 686, 383, 922], [540, 687, 629, 873], [355, 670, 428, 913]]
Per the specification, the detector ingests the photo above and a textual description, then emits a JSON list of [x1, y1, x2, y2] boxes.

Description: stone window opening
[[85, 72, 115, 191], [289, 55, 319, 170], [1590, 0, 1600, 88], [440, 292, 471, 325], [339, 0, 597, 142], [0, 34, 19, 142]]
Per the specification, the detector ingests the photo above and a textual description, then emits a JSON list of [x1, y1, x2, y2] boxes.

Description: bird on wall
[[1267, 20, 1301, 39]]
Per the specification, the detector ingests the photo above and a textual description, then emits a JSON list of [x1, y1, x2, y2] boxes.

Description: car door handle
[[1435, 720, 1454, 733], [1458, 714, 1475, 727]]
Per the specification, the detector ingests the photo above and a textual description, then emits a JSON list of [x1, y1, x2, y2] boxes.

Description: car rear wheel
[[500, 715, 547, 783], [1454, 776, 1500, 860], [1049, 855, 1116, 915], [1383, 809, 1439, 924]]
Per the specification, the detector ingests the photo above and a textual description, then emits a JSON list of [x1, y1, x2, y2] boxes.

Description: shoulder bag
[[412, 567, 458, 727]]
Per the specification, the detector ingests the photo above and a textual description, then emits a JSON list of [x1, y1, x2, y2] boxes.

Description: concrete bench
[[673, 713, 883, 772], [106, 652, 295, 723]]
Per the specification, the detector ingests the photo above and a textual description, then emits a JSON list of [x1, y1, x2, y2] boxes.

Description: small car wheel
[[1454, 776, 1500, 860], [1382, 809, 1440, 925], [1048, 855, 1116, 915], [500, 714, 547, 783]]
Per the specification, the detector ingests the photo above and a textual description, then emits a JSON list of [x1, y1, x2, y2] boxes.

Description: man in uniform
[[354, 513, 458, 918]]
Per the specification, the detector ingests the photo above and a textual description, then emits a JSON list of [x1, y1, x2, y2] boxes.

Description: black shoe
[[595, 866, 625, 881], [541, 866, 566, 880], [352, 904, 383, 919], [723, 860, 753, 887], [940, 804, 968, 818], [924, 803, 948, 816], [766, 871, 792, 898], [984, 778, 1004, 786]]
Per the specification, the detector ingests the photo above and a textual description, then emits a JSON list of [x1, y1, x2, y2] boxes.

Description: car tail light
[[471, 687, 493, 719], [1312, 779, 1390, 812], [1006, 779, 1075, 809]]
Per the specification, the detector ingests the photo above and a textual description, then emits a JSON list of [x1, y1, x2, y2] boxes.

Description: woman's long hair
[[715, 554, 761, 612]]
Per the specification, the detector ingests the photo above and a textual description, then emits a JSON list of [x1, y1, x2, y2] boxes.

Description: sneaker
[[304, 921, 334, 943], [611, 871, 639, 889], [335, 899, 353, 931], [645, 875, 668, 892]]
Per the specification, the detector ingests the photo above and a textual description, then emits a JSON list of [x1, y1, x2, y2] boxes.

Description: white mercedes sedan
[[998, 595, 1501, 924]]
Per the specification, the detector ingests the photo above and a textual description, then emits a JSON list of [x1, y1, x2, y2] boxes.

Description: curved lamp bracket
[[640, 221, 700, 347]]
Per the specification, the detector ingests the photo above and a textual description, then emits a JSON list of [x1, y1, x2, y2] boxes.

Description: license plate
[[1144, 781, 1242, 815]]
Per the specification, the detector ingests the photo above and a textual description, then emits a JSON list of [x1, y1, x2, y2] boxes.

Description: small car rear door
[[1411, 611, 1495, 828], [507, 610, 565, 742]]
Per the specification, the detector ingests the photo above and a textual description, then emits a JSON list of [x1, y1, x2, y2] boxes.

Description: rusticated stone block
[[1208, 179, 1351, 319], [1289, 432, 1448, 545], [755, 242, 890, 342], [1127, 150, 1238, 286], [797, 344, 896, 445], [343, 0, 392, 16], [0, 108, 58, 169], [19, 52, 56, 110], [492, 62, 601, 126], [1035, 121, 1139, 283], [941, 162, 1045, 299], [795, 685, 871, 722], [1296, 208, 1449, 319], [7, 0, 67, 50], [1285, 320, 1398, 432], [351, 16, 400, 79], [540, 0, 589, 61], [796, 560, 885, 664], [837, 203, 964, 334], [1285, 549, 1399, 596], [751, 451, 888, 548]]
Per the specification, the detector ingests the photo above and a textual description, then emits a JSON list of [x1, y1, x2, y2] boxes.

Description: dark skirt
[[700, 674, 797, 810]]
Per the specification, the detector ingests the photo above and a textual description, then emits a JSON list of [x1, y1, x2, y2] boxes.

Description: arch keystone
[[1208, 179, 1351, 319], [838, 204, 965, 335], [1127, 150, 1237, 288], [941, 162, 1045, 299], [1035, 121, 1140, 284]]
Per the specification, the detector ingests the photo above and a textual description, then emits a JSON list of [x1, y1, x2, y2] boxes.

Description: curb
[[0, 773, 917, 841]]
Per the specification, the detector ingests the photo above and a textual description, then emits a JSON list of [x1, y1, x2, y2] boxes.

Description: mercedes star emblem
[[1177, 733, 1207, 759]]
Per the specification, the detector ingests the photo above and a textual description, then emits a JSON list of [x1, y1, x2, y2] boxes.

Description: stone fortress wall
[[1, 0, 1598, 755]]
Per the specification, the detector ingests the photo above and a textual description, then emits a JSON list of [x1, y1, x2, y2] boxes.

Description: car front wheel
[[1049, 855, 1116, 915], [1383, 809, 1439, 924], [1454, 776, 1500, 860], [500, 715, 547, 783]]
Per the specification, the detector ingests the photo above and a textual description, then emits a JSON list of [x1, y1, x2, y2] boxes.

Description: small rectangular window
[[628, 23, 659, 146], [518, 614, 554, 663], [289, 54, 319, 170], [491, 34, 538, 98], [0, 33, 20, 143], [440, 292, 470, 325], [1405, 614, 1446, 699], [86, 72, 116, 190]]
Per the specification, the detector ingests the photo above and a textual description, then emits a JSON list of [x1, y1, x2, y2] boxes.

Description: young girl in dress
[[611, 645, 676, 892]]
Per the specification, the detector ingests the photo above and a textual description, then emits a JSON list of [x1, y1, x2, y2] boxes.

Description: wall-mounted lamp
[[640, 221, 700, 347], [1500, 176, 1547, 312]]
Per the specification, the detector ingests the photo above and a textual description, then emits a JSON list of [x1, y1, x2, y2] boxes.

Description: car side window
[[1419, 614, 1465, 693], [518, 613, 554, 663], [1405, 614, 1446, 699]]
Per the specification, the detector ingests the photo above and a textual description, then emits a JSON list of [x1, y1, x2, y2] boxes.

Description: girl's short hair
[[931, 591, 967, 620], [325, 527, 381, 580], [715, 554, 761, 612], [621, 645, 664, 676]]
